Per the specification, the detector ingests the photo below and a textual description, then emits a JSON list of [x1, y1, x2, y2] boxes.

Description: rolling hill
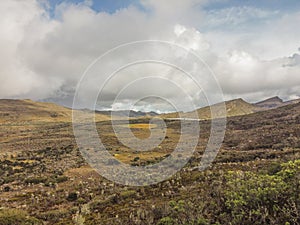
[[0, 99, 111, 123], [195, 98, 259, 119], [161, 98, 260, 120]]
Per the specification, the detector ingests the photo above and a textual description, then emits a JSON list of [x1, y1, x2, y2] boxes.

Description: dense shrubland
[[67, 160, 300, 224], [1, 159, 299, 224]]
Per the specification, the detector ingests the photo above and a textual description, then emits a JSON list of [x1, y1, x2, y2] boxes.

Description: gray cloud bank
[[0, 0, 299, 112]]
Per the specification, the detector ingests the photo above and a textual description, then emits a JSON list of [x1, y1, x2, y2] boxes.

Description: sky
[[0, 0, 300, 112]]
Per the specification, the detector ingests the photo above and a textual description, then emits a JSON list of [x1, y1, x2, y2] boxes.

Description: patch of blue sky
[[204, 0, 300, 13], [42, 0, 140, 18]]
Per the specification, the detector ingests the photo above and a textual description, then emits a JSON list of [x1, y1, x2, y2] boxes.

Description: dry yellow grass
[[0, 99, 113, 123], [113, 151, 167, 164], [161, 98, 259, 120], [118, 123, 157, 129]]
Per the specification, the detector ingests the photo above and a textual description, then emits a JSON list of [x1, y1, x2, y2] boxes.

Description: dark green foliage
[[3, 186, 10, 192], [133, 157, 140, 162], [267, 161, 282, 175], [66, 192, 78, 201]]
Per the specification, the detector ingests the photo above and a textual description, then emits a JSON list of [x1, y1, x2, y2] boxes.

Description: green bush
[[224, 159, 300, 225]]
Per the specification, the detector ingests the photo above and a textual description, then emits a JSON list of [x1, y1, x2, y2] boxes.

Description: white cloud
[[204, 6, 279, 28], [205, 10, 300, 60], [0, 0, 299, 111], [215, 51, 300, 102]]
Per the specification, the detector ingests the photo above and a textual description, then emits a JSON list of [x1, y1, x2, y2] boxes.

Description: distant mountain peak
[[255, 96, 284, 109], [256, 96, 283, 104], [227, 98, 248, 104]]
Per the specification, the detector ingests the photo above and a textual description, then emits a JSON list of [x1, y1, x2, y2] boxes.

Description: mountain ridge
[[255, 96, 300, 110], [1, 96, 300, 122]]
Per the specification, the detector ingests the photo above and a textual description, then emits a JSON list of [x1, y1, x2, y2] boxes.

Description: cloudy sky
[[1, 0, 300, 112]]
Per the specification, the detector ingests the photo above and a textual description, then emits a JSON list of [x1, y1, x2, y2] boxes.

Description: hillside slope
[[255, 96, 284, 109], [0, 99, 111, 123], [161, 98, 260, 119], [196, 98, 259, 119]]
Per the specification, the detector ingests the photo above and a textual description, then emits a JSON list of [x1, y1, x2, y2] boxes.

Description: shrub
[[24, 176, 47, 184], [0, 208, 42, 225], [267, 162, 282, 175], [157, 217, 175, 225], [133, 157, 140, 162], [224, 159, 300, 225], [38, 209, 70, 222], [120, 190, 137, 199], [67, 192, 78, 201], [55, 175, 68, 183], [196, 218, 209, 225]]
